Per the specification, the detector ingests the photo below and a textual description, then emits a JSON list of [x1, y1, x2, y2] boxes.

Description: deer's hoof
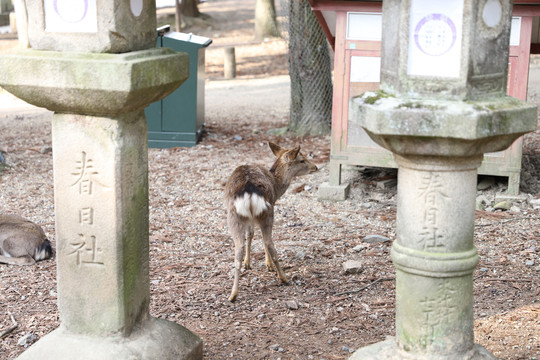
[[243, 263, 251, 270], [228, 293, 238, 302]]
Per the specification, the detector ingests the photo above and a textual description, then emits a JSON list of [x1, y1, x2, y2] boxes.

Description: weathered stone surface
[[26, 0, 156, 53], [493, 201, 512, 210], [0, 48, 188, 116], [17, 317, 203, 360], [318, 182, 350, 201], [349, 1, 537, 359], [394, 155, 481, 255], [350, 94, 537, 157], [349, 338, 496, 360], [387, 156, 481, 357], [363, 235, 390, 244], [476, 195, 491, 211], [353, 244, 366, 252], [53, 112, 150, 336], [495, 192, 528, 203], [17, 333, 36, 348], [343, 260, 363, 274], [285, 299, 299, 310], [6, 2, 200, 360], [380, 0, 513, 101], [530, 197, 540, 207]]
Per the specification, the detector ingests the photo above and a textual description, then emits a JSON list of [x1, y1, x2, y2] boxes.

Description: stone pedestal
[[350, 338, 495, 360], [0, 1, 202, 358], [348, 93, 536, 360], [318, 162, 350, 201], [17, 318, 201, 360], [318, 182, 350, 201], [348, 1, 537, 358]]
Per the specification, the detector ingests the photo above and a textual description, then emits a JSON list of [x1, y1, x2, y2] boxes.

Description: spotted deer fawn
[[225, 142, 318, 302], [0, 214, 53, 266]]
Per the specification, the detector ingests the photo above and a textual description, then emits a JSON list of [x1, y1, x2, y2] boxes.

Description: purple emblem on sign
[[53, 0, 89, 24], [414, 13, 457, 56]]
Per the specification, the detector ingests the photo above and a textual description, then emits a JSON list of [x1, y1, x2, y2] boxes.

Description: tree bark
[[12, 0, 29, 48], [175, 0, 183, 32], [287, 0, 333, 135], [254, 0, 280, 41], [182, 0, 200, 18]]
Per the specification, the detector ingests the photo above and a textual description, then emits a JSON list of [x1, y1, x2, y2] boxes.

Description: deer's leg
[[259, 219, 288, 284], [229, 233, 245, 302], [243, 225, 254, 270], [263, 242, 273, 271], [259, 224, 273, 271], [1, 239, 37, 265], [0, 254, 36, 266], [228, 215, 247, 302]]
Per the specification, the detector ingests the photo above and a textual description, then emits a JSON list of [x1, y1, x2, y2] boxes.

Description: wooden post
[[224, 47, 236, 79]]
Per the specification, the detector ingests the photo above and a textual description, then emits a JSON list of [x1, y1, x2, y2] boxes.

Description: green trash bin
[[145, 29, 212, 148]]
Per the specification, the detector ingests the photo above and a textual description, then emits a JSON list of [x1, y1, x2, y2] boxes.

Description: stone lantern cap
[[0, 48, 188, 116], [26, 0, 156, 53], [381, 0, 514, 101], [351, 92, 538, 157], [354, 0, 538, 159]]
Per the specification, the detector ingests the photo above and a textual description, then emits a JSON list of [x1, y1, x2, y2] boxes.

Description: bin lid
[[164, 32, 212, 47]]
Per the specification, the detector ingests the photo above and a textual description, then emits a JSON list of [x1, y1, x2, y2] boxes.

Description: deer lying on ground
[[225, 142, 318, 302], [0, 214, 53, 266]]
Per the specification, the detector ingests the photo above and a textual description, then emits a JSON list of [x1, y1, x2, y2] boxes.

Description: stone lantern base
[[350, 338, 495, 360], [17, 317, 202, 360]]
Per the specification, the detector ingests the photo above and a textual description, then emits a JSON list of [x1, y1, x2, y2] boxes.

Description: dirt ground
[[1, 1, 539, 359]]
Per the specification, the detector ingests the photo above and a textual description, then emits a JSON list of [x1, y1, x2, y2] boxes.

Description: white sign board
[[407, 0, 464, 78], [44, 0, 98, 33], [510, 17, 521, 46], [347, 13, 382, 41], [350, 56, 381, 83]]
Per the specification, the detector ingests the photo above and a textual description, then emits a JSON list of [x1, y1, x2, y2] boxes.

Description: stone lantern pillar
[[349, 1, 537, 359], [0, 1, 202, 359]]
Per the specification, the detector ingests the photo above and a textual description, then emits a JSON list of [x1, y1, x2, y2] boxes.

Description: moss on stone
[[466, 97, 526, 112], [396, 102, 443, 111], [362, 90, 393, 105]]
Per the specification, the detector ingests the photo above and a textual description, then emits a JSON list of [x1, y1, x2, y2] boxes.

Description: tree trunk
[[182, 0, 200, 18], [287, 0, 333, 135], [254, 0, 280, 41], [12, 0, 29, 48], [175, 0, 183, 32]]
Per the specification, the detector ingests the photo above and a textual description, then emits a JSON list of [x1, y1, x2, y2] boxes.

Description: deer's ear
[[286, 146, 301, 161], [269, 142, 284, 156]]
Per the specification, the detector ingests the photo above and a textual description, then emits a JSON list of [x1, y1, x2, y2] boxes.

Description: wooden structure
[[310, 0, 540, 196]]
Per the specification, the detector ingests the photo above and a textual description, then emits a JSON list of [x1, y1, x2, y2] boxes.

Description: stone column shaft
[[392, 155, 482, 356], [53, 112, 149, 336]]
